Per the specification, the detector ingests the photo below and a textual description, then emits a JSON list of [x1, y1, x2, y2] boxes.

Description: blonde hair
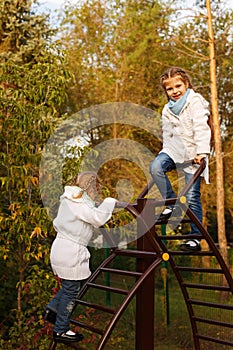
[[70, 171, 101, 199]]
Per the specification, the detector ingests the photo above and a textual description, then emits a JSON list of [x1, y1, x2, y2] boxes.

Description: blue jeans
[[150, 152, 202, 235], [47, 279, 85, 334]]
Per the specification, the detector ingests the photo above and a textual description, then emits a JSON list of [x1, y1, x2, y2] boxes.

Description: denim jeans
[[47, 279, 85, 334], [150, 152, 202, 235]]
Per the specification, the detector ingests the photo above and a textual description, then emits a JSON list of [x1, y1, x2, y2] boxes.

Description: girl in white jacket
[[150, 67, 211, 251], [44, 171, 117, 343]]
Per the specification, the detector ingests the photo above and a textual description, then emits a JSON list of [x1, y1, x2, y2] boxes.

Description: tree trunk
[[201, 189, 210, 267], [206, 0, 228, 266]]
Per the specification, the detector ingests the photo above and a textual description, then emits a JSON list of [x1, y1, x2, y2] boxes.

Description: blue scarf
[[168, 89, 190, 116]]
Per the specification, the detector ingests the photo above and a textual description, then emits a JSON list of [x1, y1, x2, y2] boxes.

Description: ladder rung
[[183, 282, 231, 291], [197, 334, 233, 347], [168, 250, 214, 256], [87, 282, 128, 295], [155, 218, 191, 225], [176, 266, 223, 273], [100, 267, 142, 278], [159, 234, 202, 240], [71, 319, 104, 335], [188, 299, 233, 310], [115, 249, 159, 259], [193, 316, 233, 328], [75, 300, 115, 314]]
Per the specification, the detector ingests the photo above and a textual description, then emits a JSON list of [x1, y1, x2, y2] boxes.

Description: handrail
[[178, 158, 206, 197], [137, 158, 206, 200]]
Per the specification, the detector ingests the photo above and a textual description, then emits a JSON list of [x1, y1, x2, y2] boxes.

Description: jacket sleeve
[[190, 94, 211, 154], [161, 106, 171, 142], [70, 198, 117, 228]]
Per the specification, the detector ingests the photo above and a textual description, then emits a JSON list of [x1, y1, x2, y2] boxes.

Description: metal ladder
[[136, 159, 233, 349]]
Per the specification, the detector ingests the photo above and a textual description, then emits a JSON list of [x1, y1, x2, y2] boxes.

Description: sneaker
[[53, 330, 84, 343], [44, 308, 57, 324], [180, 239, 201, 252], [158, 206, 182, 221]]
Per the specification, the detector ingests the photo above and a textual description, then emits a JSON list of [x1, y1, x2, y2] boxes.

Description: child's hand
[[115, 200, 127, 208], [194, 154, 206, 164]]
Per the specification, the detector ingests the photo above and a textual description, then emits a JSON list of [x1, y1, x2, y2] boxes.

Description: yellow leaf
[[30, 226, 42, 239]]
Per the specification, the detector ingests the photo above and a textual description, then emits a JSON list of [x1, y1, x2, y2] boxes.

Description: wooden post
[[136, 198, 155, 350]]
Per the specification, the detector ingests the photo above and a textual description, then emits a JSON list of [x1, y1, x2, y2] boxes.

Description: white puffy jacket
[[50, 186, 116, 280], [161, 89, 211, 179]]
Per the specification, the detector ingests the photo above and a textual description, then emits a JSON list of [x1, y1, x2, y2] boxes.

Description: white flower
[[118, 240, 127, 250], [93, 235, 104, 249]]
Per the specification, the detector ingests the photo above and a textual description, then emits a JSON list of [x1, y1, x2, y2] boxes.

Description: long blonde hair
[[70, 171, 101, 199]]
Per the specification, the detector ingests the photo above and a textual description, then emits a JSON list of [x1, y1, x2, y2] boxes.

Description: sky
[[38, 0, 233, 13], [38, 0, 78, 13]]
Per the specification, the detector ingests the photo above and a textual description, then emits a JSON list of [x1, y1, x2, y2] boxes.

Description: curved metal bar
[[183, 206, 233, 292], [124, 203, 162, 254], [96, 256, 163, 350], [178, 158, 206, 197], [137, 158, 206, 200], [72, 251, 117, 302], [137, 179, 154, 199]]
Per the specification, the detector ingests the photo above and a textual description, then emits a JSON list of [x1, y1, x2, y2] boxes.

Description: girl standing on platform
[[150, 67, 211, 251]]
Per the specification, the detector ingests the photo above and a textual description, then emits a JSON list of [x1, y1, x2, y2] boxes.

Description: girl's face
[[163, 75, 189, 101]]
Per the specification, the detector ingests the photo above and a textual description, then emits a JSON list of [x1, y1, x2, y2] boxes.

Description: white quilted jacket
[[50, 186, 116, 280], [161, 89, 211, 178]]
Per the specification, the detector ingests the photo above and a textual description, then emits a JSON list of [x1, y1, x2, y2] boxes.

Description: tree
[[61, 0, 173, 109], [206, 0, 228, 264], [0, 0, 73, 346], [58, 0, 170, 201]]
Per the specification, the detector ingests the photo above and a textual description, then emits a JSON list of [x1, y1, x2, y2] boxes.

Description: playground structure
[[48, 160, 233, 350]]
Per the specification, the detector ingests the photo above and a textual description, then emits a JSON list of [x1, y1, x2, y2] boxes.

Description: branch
[[172, 37, 209, 60]]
